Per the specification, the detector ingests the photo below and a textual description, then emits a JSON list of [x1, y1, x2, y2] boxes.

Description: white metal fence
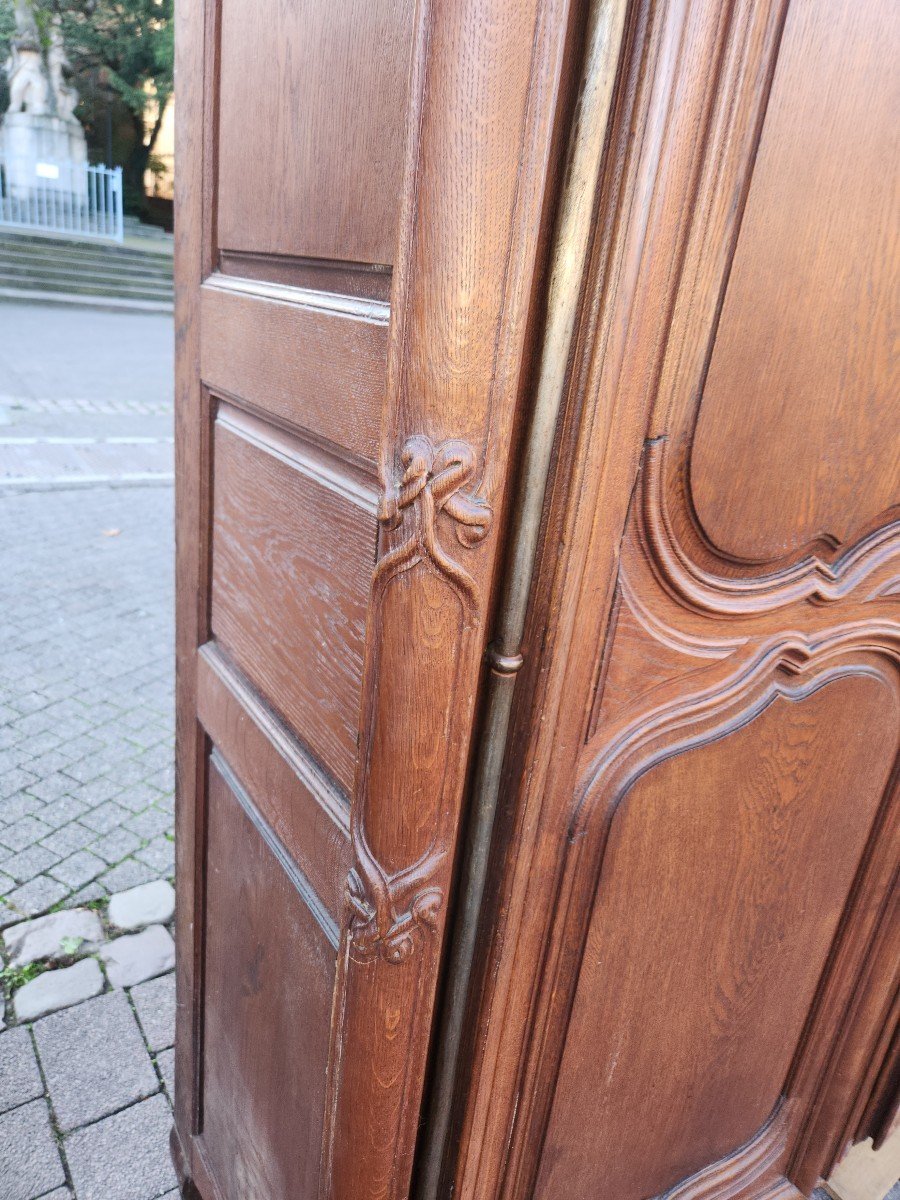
[[0, 159, 124, 243]]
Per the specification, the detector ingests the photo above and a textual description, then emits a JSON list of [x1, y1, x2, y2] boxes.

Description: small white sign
[[35, 162, 60, 180]]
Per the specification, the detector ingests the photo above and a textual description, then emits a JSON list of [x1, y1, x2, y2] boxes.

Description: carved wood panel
[[450, 1, 900, 1198]]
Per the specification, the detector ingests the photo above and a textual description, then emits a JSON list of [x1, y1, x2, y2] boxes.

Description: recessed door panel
[[217, 0, 415, 266], [537, 675, 897, 1200], [200, 757, 337, 1200]]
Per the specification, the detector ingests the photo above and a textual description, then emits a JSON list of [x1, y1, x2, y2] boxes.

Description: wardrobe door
[[452, 1, 900, 1197], [172, 2, 574, 1197]]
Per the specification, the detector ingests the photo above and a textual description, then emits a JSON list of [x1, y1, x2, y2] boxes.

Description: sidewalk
[[0, 301, 177, 1199]]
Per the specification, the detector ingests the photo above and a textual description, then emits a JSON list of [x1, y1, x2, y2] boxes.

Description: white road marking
[[0, 436, 173, 445]]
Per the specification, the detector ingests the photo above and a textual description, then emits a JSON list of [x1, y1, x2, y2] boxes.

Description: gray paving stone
[[1, 843, 61, 885], [0, 793, 43, 824], [135, 835, 175, 876], [76, 777, 123, 807], [90, 825, 143, 865], [0, 1097, 66, 1200], [155, 1045, 175, 1100], [34, 1190, 72, 1199], [35, 794, 89, 827], [115, 783, 166, 813], [77, 799, 129, 835], [0, 1027, 43, 1114], [0, 768, 39, 799], [0, 814, 51, 853], [4, 907, 104, 967], [130, 971, 175, 1052], [32, 988, 159, 1131], [39, 821, 95, 859], [100, 857, 157, 893], [14, 958, 104, 1021], [126, 806, 171, 840], [64, 1093, 178, 1200], [109, 880, 175, 931], [48, 849, 106, 889], [0, 320, 174, 911], [5, 874, 68, 917], [61, 757, 107, 786], [101, 924, 175, 988], [63, 880, 107, 908]]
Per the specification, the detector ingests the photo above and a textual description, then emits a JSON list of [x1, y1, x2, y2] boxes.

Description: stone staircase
[[0, 230, 173, 312]]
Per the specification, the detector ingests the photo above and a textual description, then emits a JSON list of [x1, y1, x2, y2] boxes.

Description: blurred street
[[0, 301, 173, 489], [0, 299, 178, 1200]]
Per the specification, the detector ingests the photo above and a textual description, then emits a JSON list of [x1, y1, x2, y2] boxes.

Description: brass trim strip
[[414, 0, 632, 1193]]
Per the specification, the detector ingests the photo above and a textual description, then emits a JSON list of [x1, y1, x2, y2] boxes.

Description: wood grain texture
[[176, 0, 574, 1196], [537, 675, 896, 1200], [321, 1, 577, 1196], [199, 756, 336, 1199], [200, 277, 388, 470], [210, 412, 376, 794], [449, 2, 900, 1199], [691, 0, 900, 561], [196, 644, 351, 927], [176, 0, 900, 1196], [217, 0, 415, 265], [172, 0, 208, 1174]]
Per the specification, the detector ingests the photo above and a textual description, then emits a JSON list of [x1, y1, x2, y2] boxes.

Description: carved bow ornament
[[376, 435, 493, 603], [346, 867, 443, 964]]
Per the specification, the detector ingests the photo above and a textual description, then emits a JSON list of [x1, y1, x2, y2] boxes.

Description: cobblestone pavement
[[0, 301, 177, 1199]]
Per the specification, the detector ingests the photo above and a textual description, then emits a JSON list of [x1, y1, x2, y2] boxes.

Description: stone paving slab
[[0, 1097, 66, 1200], [13, 958, 104, 1022], [109, 880, 175, 931], [0, 302, 173, 415], [100, 924, 175, 989], [32, 989, 159, 1132], [130, 971, 175, 1053], [63, 1094, 178, 1200], [0, 1026, 43, 1114], [0, 435, 174, 490], [0, 483, 174, 930], [0, 303, 177, 1196], [3, 908, 104, 967]]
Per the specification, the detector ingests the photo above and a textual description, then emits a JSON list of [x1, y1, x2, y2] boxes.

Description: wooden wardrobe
[[172, 0, 900, 1197]]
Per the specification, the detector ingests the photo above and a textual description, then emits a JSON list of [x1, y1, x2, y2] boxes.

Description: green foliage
[[0, 0, 173, 206], [0, 1, 173, 138], [0, 2, 15, 110], [1, 960, 46, 991], [57, 0, 173, 126]]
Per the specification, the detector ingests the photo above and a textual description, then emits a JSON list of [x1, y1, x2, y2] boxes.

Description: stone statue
[[5, 1, 50, 117], [48, 20, 80, 122], [1, 0, 88, 200]]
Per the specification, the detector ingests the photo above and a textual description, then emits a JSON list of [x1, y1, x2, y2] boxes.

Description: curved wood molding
[[574, 627, 900, 847], [545, 632, 900, 1197], [659, 1101, 797, 1200], [640, 440, 900, 617], [635, 0, 899, 597]]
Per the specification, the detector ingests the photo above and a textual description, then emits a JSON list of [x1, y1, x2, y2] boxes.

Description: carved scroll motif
[[347, 435, 493, 964]]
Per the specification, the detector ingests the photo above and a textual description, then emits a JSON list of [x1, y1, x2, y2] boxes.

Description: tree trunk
[[123, 111, 149, 214]]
